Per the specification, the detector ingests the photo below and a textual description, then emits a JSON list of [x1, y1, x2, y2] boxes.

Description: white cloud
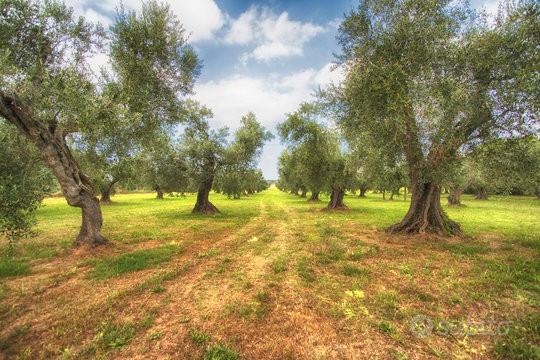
[[224, 7, 258, 45], [163, 0, 225, 42], [65, 0, 225, 43], [193, 63, 344, 178], [194, 63, 342, 130], [224, 6, 325, 63]]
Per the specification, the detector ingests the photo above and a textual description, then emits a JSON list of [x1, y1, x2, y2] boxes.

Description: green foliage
[[189, 329, 210, 346], [0, 0, 103, 131], [277, 103, 339, 195], [493, 314, 540, 360], [111, 0, 200, 116], [332, 0, 539, 231], [89, 244, 181, 279], [96, 322, 135, 350], [182, 101, 228, 187], [0, 257, 31, 278], [0, 123, 54, 248], [464, 137, 540, 196], [204, 344, 239, 360], [139, 136, 191, 195], [216, 113, 272, 199]]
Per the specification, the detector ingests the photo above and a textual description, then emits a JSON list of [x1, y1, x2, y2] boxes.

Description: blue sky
[[68, 0, 499, 179]]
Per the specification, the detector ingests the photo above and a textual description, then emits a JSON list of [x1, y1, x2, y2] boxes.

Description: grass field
[[0, 187, 539, 359]]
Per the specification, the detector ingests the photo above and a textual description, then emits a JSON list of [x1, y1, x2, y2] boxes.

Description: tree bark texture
[[192, 177, 219, 214], [309, 191, 320, 202], [100, 189, 112, 204], [0, 91, 108, 246], [387, 180, 461, 235], [326, 188, 348, 210]]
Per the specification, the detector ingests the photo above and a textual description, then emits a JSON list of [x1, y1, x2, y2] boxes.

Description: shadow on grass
[[88, 244, 183, 280]]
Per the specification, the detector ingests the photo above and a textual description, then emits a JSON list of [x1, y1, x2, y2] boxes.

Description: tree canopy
[[331, 0, 539, 234]]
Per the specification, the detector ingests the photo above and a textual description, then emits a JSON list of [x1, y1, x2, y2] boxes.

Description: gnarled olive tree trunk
[[100, 189, 112, 204], [309, 191, 320, 202], [100, 179, 118, 205], [326, 188, 347, 210], [0, 91, 108, 246], [447, 187, 462, 206], [192, 177, 219, 214], [359, 185, 368, 198], [300, 189, 307, 198], [387, 179, 461, 235]]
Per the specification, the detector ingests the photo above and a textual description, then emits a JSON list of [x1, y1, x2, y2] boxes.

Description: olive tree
[[335, 0, 538, 235], [182, 102, 227, 214], [464, 136, 540, 199], [277, 149, 306, 195], [278, 104, 356, 209], [278, 103, 335, 202], [0, 1, 199, 245], [140, 138, 190, 199], [217, 112, 272, 199]]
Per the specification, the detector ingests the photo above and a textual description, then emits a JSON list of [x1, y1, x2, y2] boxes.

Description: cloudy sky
[[68, 0, 500, 179]]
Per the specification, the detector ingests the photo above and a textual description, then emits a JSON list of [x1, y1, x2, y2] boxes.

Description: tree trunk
[[359, 185, 367, 198], [389, 191, 395, 200], [475, 187, 489, 200], [156, 186, 164, 199], [447, 187, 462, 206], [387, 180, 461, 235], [192, 177, 219, 214], [77, 194, 108, 246], [300, 189, 307, 198], [403, 187, 407, 201], [0, 91, 108, 246], [309, 191, 320, 202], [100, 189, 112, 204], [382, 190, 386, 200], [326, 188, 348, 210], [100, 179, 119, 204]]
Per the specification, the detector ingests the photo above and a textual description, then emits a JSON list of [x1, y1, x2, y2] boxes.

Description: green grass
[[204, 344, 239, 360], [89, 244, 182, 279], [0, 257, 30, 278], [96, 321, 135, 350], [493, 313, 540, 359], [342, 264, 370, 277], [189, 329, 210, 346]]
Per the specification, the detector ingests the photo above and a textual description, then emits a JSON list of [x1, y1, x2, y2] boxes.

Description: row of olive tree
[[0, 0, 270, 247], [278, 0, 538, 236]]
